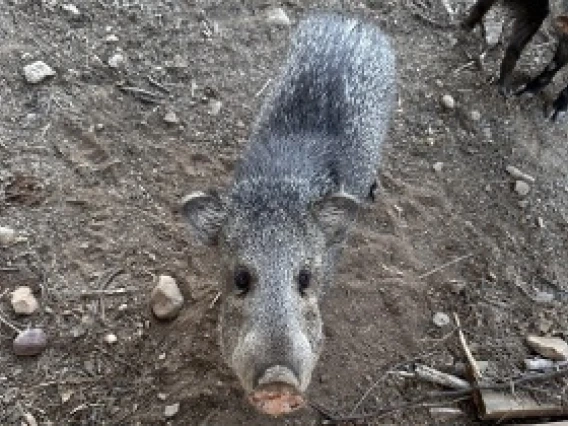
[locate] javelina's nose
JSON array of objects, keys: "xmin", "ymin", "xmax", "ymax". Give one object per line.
[{"xmin": 250, "ymin": 365, "xmax": 305, "ymax": 415}]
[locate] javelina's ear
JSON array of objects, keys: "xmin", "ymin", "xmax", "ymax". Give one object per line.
[
  {"xmin": 312, "ymin": 192, "xmax": 360, "ymax": 243},
  {"xmin": 555, "ymin": 16, "xmax": 568, "ymax": 35},
  {"xmin": 180, "ymin": 191, "xmax": 227, "ymax": 246}
]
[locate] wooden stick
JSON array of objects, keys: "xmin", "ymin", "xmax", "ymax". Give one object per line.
[{"xmin": 453, "ymin": 313, "xmax": 482, "ymax": 380}]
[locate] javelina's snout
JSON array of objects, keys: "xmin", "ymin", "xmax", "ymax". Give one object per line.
[
  {"xmin": 248, "ymin": 366, "xmax": 305, "ymax": 415},
  {"xmin": 227, "ymin": 292, "xmax": 321, "ymax": 415}
]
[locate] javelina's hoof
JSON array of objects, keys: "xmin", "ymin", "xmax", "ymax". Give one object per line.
[{"xmin": 248, "ymin": 383, "xmax": 305, "ymax": 416}]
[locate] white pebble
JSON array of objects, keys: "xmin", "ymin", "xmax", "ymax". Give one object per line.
[
  {"xmin": 157, "ymin": 392, "xmax": 168, "ymax": 401},
  {"xmin": 107, "ymin": 53, "xmax": 125, "ymax": 69},
  {"xmin": 433, "ymin": 312, "xmax": 451, "ymax": 327},
  {"xmin": 0, "ymin": 226, "xmax": 17, "ymax": 245},
  {"xmin": 514, "ymin": 180, "xmax": 530, "ymax": 197},
  {"xmin": 432, "ymin": 162, "xmax": 444, "ymax": 173},
  {"xmin": 105, "ymin": 34, "xmax": 119, "ymax": 43},
  {"xmin": 266, "ymin": 7, "xmax": 292, "ymax": 27},
  {"xmin": 163, "ymin": 111, "xmax": 179, "ymax": 124},
  {"xmin": 208, "ymin": 99, "xmax": 222, "ymax": 116},
  {"xmin": 11, "ymin": 286, "xmax": 39, "ymax": 315},
  {"xmin": 61, "ymin": 4, "xmax": 80, "ymax": 16},
  {"xmin": 23, "ymin": 61, "xmax": 56, "ymax": 84},
  {"xmin": 150, "ymin": 275, "xmax": 184, "ymax": 320},
  {"xmin": 164, "ymin": 402, "xmax": 180, "ymax": 418},
  {"xmin": 104, "ymin": 333, "xmax": 118, "ymax": 344},
  {"xmin": 470, "ymin": 110, "xmax": 481, "ymax": 121},
  {"xmin": 441, "ymin": 94, "xmax": 455, "ymax": 109}
]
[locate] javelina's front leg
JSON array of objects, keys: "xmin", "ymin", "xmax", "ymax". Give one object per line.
[
  {"xmin": 516, "ymin": 37, "xmax": 568, "ymax": 96},
  {"xmin": 461, "ymin": 0, "xmax": 498, "ymax": 31},
  {"xmin": 498, "ymin": 9, "xmax": 548, "ymax": 95},
  {"xmin": 550, "ymin": 85, "xmax": 568, "ymax": 121}
]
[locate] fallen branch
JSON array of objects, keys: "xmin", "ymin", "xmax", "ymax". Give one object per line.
[
  {"xmin": 419, "ymin": 253, "xmax": 473, "ymax": 279},
  {"xmin": 397, "ymin": 363, "xmax": 470, "ymax": 390},
  {"xmin": 312, "ymin": 367, "xmax": 568, "ymax": 424}
]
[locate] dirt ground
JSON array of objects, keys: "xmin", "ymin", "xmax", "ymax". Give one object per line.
[{"xmin": 1, "ymin": 0, "xmax": 568, "ymax": 425}]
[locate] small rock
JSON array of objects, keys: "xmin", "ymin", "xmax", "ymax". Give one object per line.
[
  {"xmin": 105, "ymin": 34, "xmax": 119, "ymax": 43},
  {"xmin": 432, "ymin": 161, "xmax": 444, "ymax": 173},
  {"xmin": 470, "ymin": 110, "xmax": 481, "ymax": 121},
  {"xmin": 0, "ymin": 226, "xmax": 17, "ymax": 245},
  {"xmin": 61, "ymin": 4, "xmax": 80, "ymax": 16},
  {"xmin": 514, "ymin": 180, "xmax": 530, "ymax": 197},
  {"xmin": 23, "ymin": 61, "xmax": 56, "ymax": 84},
  {"xmin": 150, "ymin": 275, "xmax": 184, "ymax": 320},
  {"xmin": 208, "ymin": 99, "xmax": 222, "ymax": 116},
  {"xmin": 526, "ymin": 335, "xmax": 568, "ymax": 361},
  {"xmin": 163, "ymin": 111, "xmax": 179, "ymax": 124},
  {"xmin": 157, "ymin": 392, "xmax": 168, "ymax": 401},
  {"xmin": 441, "ymin": 94, "xmax": 455, "ymax": 109},
  {"xmin": 11, "ymin": 287, "xmax": 39, "ymax": 315},
  {"xmin": 60, "ymin": 389, "xmax": 73, "ymax": 403},
  {"xmin": 107, "ymin": 53, "xmax": 125, "ymax": 69},
  {"xmin": 164, "ymin": 402, "xmax": 180, "ymax": 418},
  {"xmin": 104, "ymin": 333, "xmax": 118, "ymax": 344},
  {"xmin": 22, "ymin": 412, "xmax": 38, "ymax": 426},
  {"xmin": 433, "ymin": 312, "xmax": 451, "ymax": 327},
  {"xmin": 536, "ymin": 216, "xmax": 545, "ymax": 228},
  {"xmin": 13, "ymin": 328, "xmax": 48, "ymax": 356},
  {"xmin": 117, "ymin": 303, "xmax": 128, "ymax": 312},
  {"xmin": 266, "ymin": 7, "xmax": 292, "ymax": 27}
]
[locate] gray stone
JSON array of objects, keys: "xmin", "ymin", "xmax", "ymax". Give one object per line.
[
  {"xmin": 23, "ymin": 61, "xmax": 56, "ymax": 84},
  {"xmin": 150, "ymin": 275, "xmax": 184, "ymax": 320}
]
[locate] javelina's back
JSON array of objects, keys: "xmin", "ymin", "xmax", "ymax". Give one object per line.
[{"xmin": 239, "ymin": 14, "xmax": 397, "ymax": 201}]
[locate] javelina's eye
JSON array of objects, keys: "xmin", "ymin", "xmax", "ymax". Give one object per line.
[
  {"xmin": 298, "ymin": 269, "xmax": 311, "ymax": 295},
  {"xmin": 234, "ymin": 268, "xmax": 252, "ymax": 296}
]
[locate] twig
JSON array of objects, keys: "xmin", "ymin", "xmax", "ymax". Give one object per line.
[
  {"xmin": 453, "ymin": 313, "xmax": 482, "ymax": 380},
  {"xmin": 313, "ymin": 367, "xmax": 568, "ymax": 424},
  {"xmin": 117, "ymin": 85, "xmax": 165, "ymax": 104},
  {"xmin": 78, "ymin": 288, "xmax": 135, "ymax": 297},
  {"xmin": 254, "ymin": 79, "xmax": 272, "ymax": 98},
  {"xmin": 0, "ymin": 310, "xmax": 23, "ymax": 333},
  {"xmin": 29, "ymin": 377, "xmax": 101, "ymax": 390},
  {"xmin": 419, "ymin": 253, "xmax": 473, "ymax": 279},
  {"xmin": 147, "ymin": 76, "xmax": 171, "ymax": 93},
  {"xmin": 98, "ymin": 268, "xmax": 125, "ymax": 290},
  {"xmin": 209, "ymin": 291, "xmax": 221, "ymax": 309}
]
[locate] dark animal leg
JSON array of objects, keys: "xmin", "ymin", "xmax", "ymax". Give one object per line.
[
  {"xmin": 462, "ymin": 0, "xmax": 498, "ymax": 30},
  {"xmin": 516, "ymin": 37, "xmax": 568, "ymax": 96},
  {"xmin": 368, "ymin": 180, "xmax": 378, "ymax": 202},
  {"xmin": 550, "ymin": 85, "xmax": 568, "ymax": 121},
  {"xmin": 497, "ymin": 7, "xmax": 549, "ymax": 95}
]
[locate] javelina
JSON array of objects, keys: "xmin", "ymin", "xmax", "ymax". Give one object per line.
[
  {"xmin": 181, "ymin": 13, "xmax": 396, "ymax": 415},
  {"xmin": 462, "ymin": 0, "xmax": 568, "ymax": 120}
]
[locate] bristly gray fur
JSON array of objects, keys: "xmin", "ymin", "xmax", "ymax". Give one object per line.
[
  {"xmin": 182, "ymin": 12, "xmax": 397, "ymax": 405},
  {"xmin": 231, "ymin": 13, "xmax": 396, "ymax": 226}
]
